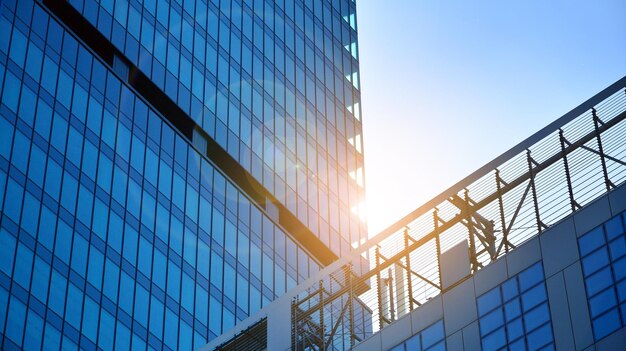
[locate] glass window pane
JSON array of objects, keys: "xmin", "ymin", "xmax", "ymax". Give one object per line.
[
  {"xmin": 99, "ymin": 310, "xmax": 115, "ymax": 350},
  {"xmin": 71, "ymin": 234, "xmax": 88, "ymax": 276},
  {"xmin": 521, "ymin": 284, "xmax": 547, "ymax": 312},
  {"xmin": 6, "ymin": 295, "xmax": 26, "ymax": 345},
  {"xmin": 609, "ymin": 237, "xmax": 626, "ymax": 261},
  {"xmin": 526, "ymin": 323, "xmax": 552, "ymax": 350},
  {"xmin": 594, "ymin": 309, "xmax": 621, "ymax": 340},
  {"xmin": 66, "ymin": 283, "xmax": 84, "ymax": 329},
  {"xmin": 0, "ymin": 116, "xmax": 15, "ymax": 159},
  {"xmin": 579, "ymin": 227, "xmax": 605, "ymax": 257},
  {"xmin": 504, "ymin": 298, "xmax": 522, "ymax": 322},
  {"xmin": 0, "ymin": 229, "xmax": 16, "ymax": 276},
  {"xmin": 405, "ymin": 333, "xmax": 420, "ymax": 351},
  {"xmin": 507, "ymin": 317, "xmax": 524, "ymax": 342},
  {"xmin": 167, "ymin": 262, "xmax": 181, "ymax": 300},
  {"xmin": 150, "ymin": 296, "xmax": 164, "ymax": 338},
  {"xmin": 477, "ymin": 288, "xmax": 501, "ymax": 317},
  {"xmin": 480, "ymin": 308, "xmax": 504, "ymax": 336},
  {"xmin": 24, "ymin": 310, "xmax": 44, "ymax": 351},
  {"xmin": 589, "ymin": 288, "xmax": 618, "ymax": 318},
  {"xmin": 523, "ymin": 303, "xmax": 550, "ymax": 332},
  {"xmin": 605, "ymin": 216, "xmax": 625, "ymax": 241},
  {"xmin": 87, "ymin": 248, "xmax": 104, "ymax": 289},
  {"xmin": 518, "ymin": 263, "xmax": 543, "ymax": 292},
  {"xmin": 421, "ymin": 320, "xmax": 444, "ymax": 348},
  {"xmin": 481, "ymin": 327, "xmax": 505, "ymax": 351},
  {"xmin": 613, "ymin": 256, "xmax": 626, "ymax": 282},
  {"xmin": 585, "ymin": 266, "xmax": 614, "ymax": 297},
  {"xmin": 582, "ymin": 248, "xmax": 610, "ymax": 277}
]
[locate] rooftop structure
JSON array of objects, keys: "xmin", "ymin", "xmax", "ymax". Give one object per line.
[{"xmin": 212, "ymin": 76, "xmax": 626, "ymax": 350}]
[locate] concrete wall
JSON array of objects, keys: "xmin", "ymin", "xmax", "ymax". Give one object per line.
[{"xmin": 353, "ymin": 183, "xmax": 626, "ymax": 351}]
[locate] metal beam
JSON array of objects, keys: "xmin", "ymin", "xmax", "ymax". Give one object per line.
[
  {"xmin": 294, "ymin": 109, "xmax": 626, "ymax": 322},
  {"xmin": 366, "ymin": 77, "xmax": 626, "ymax": 246}
]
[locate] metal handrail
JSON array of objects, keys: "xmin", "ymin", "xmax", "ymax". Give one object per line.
[{"xmin": 371, "ymin": 76, "xmax": 626, "ymax": 248}]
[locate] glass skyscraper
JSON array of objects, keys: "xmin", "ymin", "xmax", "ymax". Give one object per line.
[{"xmin": 0, "ymin": 0, "xmax": 364, "ymax": 349}]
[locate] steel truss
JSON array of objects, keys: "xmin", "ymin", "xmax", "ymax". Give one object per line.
[{"xmin": 291, "ymin": 78, "xmax": 626, "ymax": 351}]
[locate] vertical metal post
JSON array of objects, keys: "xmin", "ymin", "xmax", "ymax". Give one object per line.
[
  {"xmin": 592, "ymin": 108, "xmax": 613, "ymax": 192},
  {"xmin": 319, "ymin": 280, "xmax": 325, "ymax": 351},
  {"xmin": 495, "ymin": 169, "xmax": 508, "ymax": 254},
  {"xmin": 433, "ymin": 209, "xmax": 442, "ymax": 289},
  {"xmin": 375, "ymin": 247, "xmax": 384, "ymax": 331},
  {"xmin": 387, "ymin": 268, "xmax": 396, "ymax": 321},
  {"xmin": 404, "ymin": 228, "xmax": 414, "ymax": 312},
  {"xmin": 393, "ymin": 262, "xmax": 407, "ymax": 318},
  {"xmin": 387, "ymin": 268, "xmax": 395, "ymax": 322},
  {"xmin": 347, "ymin": 265, "xmax": 355, "ymax": 348},
  {"xmin": 559, "ymin": 129, "xmax": 578, "ymax": 212},
  {"xmin": 291, "ymin": 297, "xmax": 296, "ymax": 351},
  {"xmin": 526, "ymin": 150, "xmax": 544, "ymax": 233},
  {"xmin": 464, "ymin": 189, "xmax": 478, "ymax": 272}
]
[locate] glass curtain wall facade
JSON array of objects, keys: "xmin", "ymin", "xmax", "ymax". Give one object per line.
[
  {"xmin": 64, "ymin": 0, "xmax": 366, "ymax": 255},
  {"xmin": 389, "ymin": 321, "xmax": 446, "ymax": 351},
  {"xmin": 0, "ymin": 0, "xmax": 364, "ymax": 349},
  {"xmin": 579, "ymin": 210, "xmax": 626, "ymax": 342},
  {"xmin": 477, "ymin": 262, "xmax": 555, "ymax": 351}
]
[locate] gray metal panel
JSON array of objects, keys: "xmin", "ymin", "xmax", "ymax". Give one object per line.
[
  {"xmin": 380, "ymin": 314, "xmax": 412, "ymax": 351},
  {"xmin": 594, "ymin": 326, "xmax": 626, "ymax": 351},
  {"xmin": 443, "ymin": 278, "xmax": 477, "ymax": 336},
  {"xmin": 546, "ymin": 272, "xmax": 575, "ymax": 351},
  {"xmin": 410, "ymin": 295, "xmax": 444, "ymax": 335},
  {"xmin": 506, "ymin": 237, "xmax": 542, "ymax": 277},
  {"xmin": 462, "ymin": 321, "xmax": 482, "ymax": 351},
  {"xmin": 446, "ymin": 331, "xmax": 464, "ymax": 351},
  {"xmin": 474, "ymin": 256, "xmax": 508, "ymax": 296},
  {"xmin": 563, "ymin": 261, "xmax": 594, "ymax": 350},
  {"xmin": 352, "ymin": 332, "xmax": 382, "ymax": 351},
  {"xmin": 266, "ymin": 299, "xmax": 291, "ymax": 351},
  {"xmin": 540, "ymin": 218, "xmax": 579, "ymax": 277},
  {"xmin": 609, "ymin": 183, "xmax": 626, "ymax": 216},
  {"xmin": 440, "ymin": 240, "xmax": 470, "ymax": 289},
  {"xmin": 573, "ymin": 197, "xmax": 612, "ymax": 237}
]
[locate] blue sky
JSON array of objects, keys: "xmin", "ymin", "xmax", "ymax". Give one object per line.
[{"xmin": 357, "ymin": 0, "xmax": 626, "ymax": 234}]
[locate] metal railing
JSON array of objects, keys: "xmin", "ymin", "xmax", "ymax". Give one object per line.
[{"xmin": 290, "ymin": 76, "xmax": 626, "ymax": 351}]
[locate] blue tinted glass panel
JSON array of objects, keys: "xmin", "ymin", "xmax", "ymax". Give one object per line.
[
  {"xmin": 605, "ymin": 216, "xmax": 625, "ymax": 240},
  {"xmin": 582, "ymin": 248, "xmax": 610, "ymax": 276},
  {"xmin": 477, "ymin": 288, "xmax": 501, "ymax": 317},
  {"xmin": 421, "ymin": 320, "xmax": 444, "ymax": 348},
  {"xmin": 586, "ymin": 266, "xmax": 614, "ymax": 297},
  {"xmin": 388, "ymin": 320, "xmax": 445, "ymax": 351},
  {"xmin": 0, "ymin": 230, "xmax": 16, "ymax": 276},
  {"xmin": 507, "ymin": 318, "xmax": 524, "ymax": 341},
  {"xmin": 482, "ymin": 327, "xmax": 506, "ymax": 351},
  {"xmin": 589, "ymin": 288, "xmax": 618, "ymax": 318},
  {"xmin": 477, "ymin": 262, "xmax": 554, "ymax": 350},
  {"xmin": 579, "ymin": 211, "xmax": 626, "ymax": 341},
  {"xmin": 404, "ymin": 333, "xmax": 420, "ymax": 351},
  {"xmin": 592, "ymin": 309, "xmax": 621, "ymax": 340},
  {"xmin": 523, "ymin": 303, "xmax": 550, "ymax": 332},
  {"xmin": 480, "ymin": 308, "xmax": 504, "ymax": 335},
  {"xmin": 521, "ymin": 284, "xmax": 547, "ymax": 312},
  {"xmin": 0, "ymin": 1, "xmax": 332, "ymax": 349},
  {"xmin": 526, "ymin": 323, "xmax": 552, "ymax": 350},
  {"xmin": 579, "ymin": 227, "xmax": 605, "ymax": 256},
  {"xmin": 609, "ymin": 237, "xmax": 626, "ymax": 261}
]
